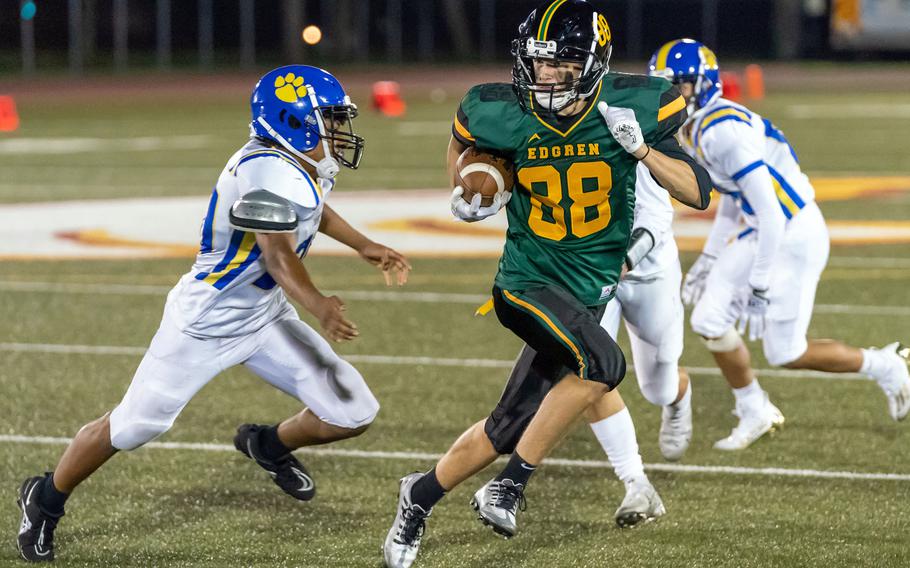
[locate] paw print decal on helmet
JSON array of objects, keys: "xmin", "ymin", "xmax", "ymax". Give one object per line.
[{"xmin": 274, "ymin": 73, "xmax": 308, "ymax": 103}]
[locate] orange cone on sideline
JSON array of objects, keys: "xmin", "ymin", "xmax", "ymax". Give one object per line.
[
  {"xmin": 745, "ymin": 64, "xmax": 765, "ymax": 100},
  {"xmin": 0, "ymin": 96, "xmax": 19, "ymax": 132},
  {"xmin": 720, "ymin": 72, "xmax": 741, "ymax": 102},
  {"xmin": 371, "ymin": 81, "xmax": 407, "ymax": 117}
]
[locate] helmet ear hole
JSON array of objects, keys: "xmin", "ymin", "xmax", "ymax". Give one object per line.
[{"xmin": 287, "ymin": 114, "xmax": 302, "ymax": 129}]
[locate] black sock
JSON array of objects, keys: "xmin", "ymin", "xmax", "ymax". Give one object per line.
[
  {"xmin": 258, "ymin": 425, "xmax": 292, "ymax": 461},
  {"xmin": 494, "ymin": 451, "xmax": 537, "ymax": 488},
  {"xmin": 39, "ymin": 473, "xmax": 68, "ymax": 516},
  {"xmin": 409, "ymin": 468, "xmax": 447, "ymax": 511}
]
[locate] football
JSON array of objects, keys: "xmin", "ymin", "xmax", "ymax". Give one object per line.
[{"xmin": 454, "ymin": 147, "xmax": 514, "ymax": 207}]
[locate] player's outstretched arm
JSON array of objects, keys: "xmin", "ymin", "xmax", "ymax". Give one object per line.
[
  {"xmin": 319, "ymin": 204, "xmax": 411, "ymax": 286},
  {"xmin": 598, "ymin": 102, "xmax": 711, "ymax": 209},
  {"xmin": 256, "ymin": 232, "xmax": 360, "ymax": 342}
]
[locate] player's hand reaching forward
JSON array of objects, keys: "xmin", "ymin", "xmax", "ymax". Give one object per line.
[
  {"xmin": 358, "ymin": 242, "xmax": 411, "ymax": 286},
  {"xmin": 681, "ymin": 253, "xmax": 716, "ymax": 306},
  {"xmin": 314, "ymin": 295, "xmax": 359, "ymax": 342},
  {"xmin": 737, "ymin": 288, "xmax": 770, "ymax": 342},
  {"xmin": 597, "ymin": 102, "xmax": 648, "ymax": 159}
]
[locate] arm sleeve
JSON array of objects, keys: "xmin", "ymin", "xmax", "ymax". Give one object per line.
[
  {"xmin": 452, "ymin": 102, "xmax": 476, "ymax": 147},
  {"xmin": 702, "ymin": 126, "xmax": 785, "ymax": 290},
  {"xmin": 650, "ymin": 83, "xmax": 688, "ymax": 144},
  {"xmin": 702, "ymin": 193, "xmax": 741, "ymax": 258}
]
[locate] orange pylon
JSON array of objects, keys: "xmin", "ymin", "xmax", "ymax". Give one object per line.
[
  {"xmin": 0, "ymin": 96, "xmax": 20, "ymax": 132},
  {"xmin": 745, "ymin": 64, "xmax": 765, "ymax": 101}
]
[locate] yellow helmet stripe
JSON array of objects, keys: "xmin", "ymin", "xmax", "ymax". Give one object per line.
[
  {"xmin": 654, "ymin": 40, "xmax": 681, "ymax": 71},
  {"xmin": 537, "ymin": 0, "xmax": 569, "ymax": 41}
]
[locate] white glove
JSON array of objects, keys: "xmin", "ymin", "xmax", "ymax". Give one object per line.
[
  {"xmin": 737, "ymin": 287, "xmax": 770, "ymax": 342},
  {"xmin": 450, "ymin": 186, "xmax": 510, "ymax": 222},
  {"xmin": 597, "ymin": 101, "xmax": 646, "ymax": 156},
  {"xmin": 681, "ymin": 253, "xmax": 716, "ymax": 306}
]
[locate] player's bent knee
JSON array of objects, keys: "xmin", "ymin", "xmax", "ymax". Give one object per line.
[
  {"xmin": 700, "ymin": 328, "xmax": 743, "ymax": 352},
  {"xmin": 109, "ymin": 419, "xmax": 173, "ymax": 451}
]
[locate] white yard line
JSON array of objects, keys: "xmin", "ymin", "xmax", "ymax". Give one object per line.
[
  {"xmin": 0, "ymin": 135, "xmax": 213, "ymax": 155},
  {"xmin": 0, "ymin": 434, "xmax": 906, "ymax": 482},
  {"xmin": 0, "ymin": 281, "xmax": 907, "ymax": 317},
  {"xmin": 786, "ymin": 103, "xmax": 910, "ymax": 119},
  {"xmin": 0, "ymin": 342, "xmax": 867, "ymax": 380}
]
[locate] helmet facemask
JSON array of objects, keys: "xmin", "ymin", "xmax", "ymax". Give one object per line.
[{"xmin": 512, "ymin": 37, "xmax": 610, "ymax": 114}]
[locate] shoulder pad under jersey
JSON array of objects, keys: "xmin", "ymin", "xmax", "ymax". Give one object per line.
[{"xmin": 232, "ymin": 149, "xmax": 322, "ymax": 209}]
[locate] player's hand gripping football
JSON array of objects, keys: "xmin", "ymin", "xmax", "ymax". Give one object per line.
[
  {"xmin": 597, "ymin": 102, "xmax": 648, "ymax": 159},
  {"xmin": 358, "ymin": 241, "xmax": 412, "ymax": 286},
  {"xmin": 313, "ymin": 295, "xmax": 359, "ymax": 342},
  {"xmin": 450, "ymin": 186, "xmax": 511, "ymax": 223},
  {"xmin": 681, "ymin": 253, "xmax": 716, "ymax": 306},
  {"xmin": 737, "ymin": 287, "xmax": 770, "ymax": 341}
]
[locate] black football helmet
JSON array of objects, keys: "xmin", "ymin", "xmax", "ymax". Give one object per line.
[{"xmin": 512, "ymin": 0, "xmax": 613, "ymax": 114}]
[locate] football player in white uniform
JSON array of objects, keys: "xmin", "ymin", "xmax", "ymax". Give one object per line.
[
  {"xmin": 649, "ymin": 39, "xmax": 910, "ymax": 451},
  {"xmin": 15, "ymin": 65, "xmax": 410, "ymax": 562},
  {"xmin": 585, "ymin": 162, "xmax": 692, "ymax": 527}
]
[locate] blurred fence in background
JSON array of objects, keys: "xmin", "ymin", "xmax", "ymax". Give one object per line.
[{"xmin": 3, "ymin": 0, "xmax": 909, "ymax": 76}]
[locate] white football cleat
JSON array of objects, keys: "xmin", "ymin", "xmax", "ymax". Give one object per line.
[
  {"xmin": 659, "ymin": 385, "xmax": 693, "ymax": 461},
  {"xmin": 614, "ymin": 479, "xmax": 666, "ymax": 528},
  {"xmin": 714, "ymin": 394, "xmax": 784, "ymax": 451},
  {"xmin": 874, "ymin": 343, "xmax": 910, "ymax": 421},
  {"xmin": 383, "ymin": 473, "xmax": 431, "ymax": 568},
  {"xmin": 470, "ymin": 478, "xmax": 525, "ymax": 539}
]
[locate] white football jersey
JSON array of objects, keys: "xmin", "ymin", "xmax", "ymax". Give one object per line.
[
  {"xmin": 627, "ymin": 162, "xmax": 678, "ymax": 279},
  {"xmin": 681, "ymin": 97, "xmax": 815, "ymax": 231},
  {"xmin": 165, "ymin": 139, "xmax": 329, "ymax": 338}
]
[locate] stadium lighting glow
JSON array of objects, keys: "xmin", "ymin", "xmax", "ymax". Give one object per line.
[
  {"xmin": 20, "ymin": 1, "xmax": 37, "ymax": 20},
  {"xmin": 302, "ymin": 25, "xmax": 322, "ymax": 45}
]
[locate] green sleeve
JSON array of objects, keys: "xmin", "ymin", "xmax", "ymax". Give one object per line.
[
  {"xmin": 650, "ymin": 81, "xmax": 688, "ymax": 143},
  {"xmin": 451, "ymin": 83, "xmax": 523, "ymax": 154}
]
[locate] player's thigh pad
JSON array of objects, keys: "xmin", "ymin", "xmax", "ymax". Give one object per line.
[
  {"xmin": 690, "ymin": 238, "xmax": 754, "ymax": 338},
  {"xmin": 619, "ymin": 263, "xmax": 684, "ymax": 363},
  {"xmin": 244, "ymin": 317, "xmax": 379, "ymax": 429},
  {"xmin": 109, "ymin": 318, "xmax": 226, "ymax": 451},
  {"xmin": 493, "ymin": 285, "xmax": 625, "ymax": 388},
  {"xmin": 484, "ymin": 344, "xmax": 565, "ymax": 454}
]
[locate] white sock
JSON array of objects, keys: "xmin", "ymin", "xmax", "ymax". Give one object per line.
[
  {"xmin": 590, "ymin": 407, "xmax": 647, "ymax": 486},
  {"xmin": 732, "ymin": 379, "xmax": 764, "ymax": 412},
  {"xmin": 671, "ymin": 380, "xmax": 692, "ymax": 409}
]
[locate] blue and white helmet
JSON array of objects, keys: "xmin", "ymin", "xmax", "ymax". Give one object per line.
[
  {"xmin": 251, "ymin": 65, "xmax": 364, "ymax": 179},
  {"xmin": 648, "ymin": 39, "xmax": 721, "ymax": 110}
]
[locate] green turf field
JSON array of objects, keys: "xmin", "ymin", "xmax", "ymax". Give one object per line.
[{"xmin": 1, "ymin": 79, "xmax": 909, "ymax": 567}]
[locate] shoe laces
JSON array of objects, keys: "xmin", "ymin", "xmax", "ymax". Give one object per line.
[
  {"xmin": 491, "ymin": 481, "xmax": 527, "ymax": 514},
  {"xmin": 396, "ymin": 505, "xmax": 429, "ymax": 546}
]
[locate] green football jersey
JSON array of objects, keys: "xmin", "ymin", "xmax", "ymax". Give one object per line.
[{"xmin": 452, "ymin": 73, "xmax": 687, "ymax": 307}]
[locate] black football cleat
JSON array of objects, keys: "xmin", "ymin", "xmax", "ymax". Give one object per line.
[
  {"xmin": 16, "ymin": 475, "xmax": 62, "ymax": 562},
  {"xmin": 234, "ymin": 424, "xmax": 316, "ymax": 501}
]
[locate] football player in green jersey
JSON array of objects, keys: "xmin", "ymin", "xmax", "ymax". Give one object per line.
[{"xmin": 383, "ymin": 2, "xmax": 712, "ymax": 566}]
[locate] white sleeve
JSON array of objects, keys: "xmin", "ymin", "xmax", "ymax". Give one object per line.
[
  {"xmin": 633, "ymin": 163, "xmax": 674, "ymax": 248},
  {"xmin": 234, "ymin": 155, "xmax": 321, "ymax": 210},
  {"xmin": 703, "ymin": 125, "xmax": 784, "ymax": 290},
  {"xmin": 702, "ymin": 193, "xmax": 741, "ymax": 258}
]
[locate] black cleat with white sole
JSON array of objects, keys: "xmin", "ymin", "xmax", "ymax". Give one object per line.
[
  {"xmin": 234, "ymin": 424, "xmax": 316, "ymax": 501},
  {"xmin": 16, "ymin": 475, "xmax": 62, "ymax": 563}
]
